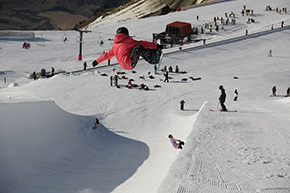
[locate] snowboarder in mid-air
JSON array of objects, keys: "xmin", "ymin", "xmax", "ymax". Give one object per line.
[
  {"xmin": 219, "ymin": 85, "xmax": 228, "ymax": 111},
  {"xmin": 92, "ymin": 27, "xmax": 163, "ymax": 70},
  {"xmin": 168, "ymin": 134, "xmax": 185, "ymax": 149}
]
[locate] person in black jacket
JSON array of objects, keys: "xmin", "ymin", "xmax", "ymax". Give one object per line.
[{"xmin": 219, "ymin": 85, "xmax": 228, "ymax": 111}]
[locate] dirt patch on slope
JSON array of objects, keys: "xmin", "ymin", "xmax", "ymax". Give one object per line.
[{"xmin": 39, "ymin": 11, "xmax": 89, "ymax": 30}]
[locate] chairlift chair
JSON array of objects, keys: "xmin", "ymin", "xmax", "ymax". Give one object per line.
[
  {"xmin": 62, "ymin": 32, "xmax": 70, "ymax": 43},
  {"xmin": 37, "ymin": 34, "xmax": 45, "ymax": 47}
]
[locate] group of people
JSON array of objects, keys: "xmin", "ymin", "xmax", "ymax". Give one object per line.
[
  {"xmin": 272, "ymin": 86, "xmax": 290, "ymax": 97},
  {"xmin": 218, "ymin": 86, "xmax": 240, "ymax": 111},
  {"xmin": 30, "ymin": 67, "xmax": 55, "ymax": 80}
]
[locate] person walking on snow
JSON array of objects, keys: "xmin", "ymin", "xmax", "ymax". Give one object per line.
[
  {"xmin": 164, "ymin": 71, "xmax": 169, "ymax": 82},
  {"xmin": 272, "ymin": 85, "xmax": 277, "ymax": 96},
  {"xmin": 168, "ymin": 134, "xmax": 185, "ymax": 149},
  {"xmin": 234, "ymin": 89, "xmax": 239, "ymax": 101},
  {"xmin": 219, "ymin": 85, "xmax": 228, "ymax": 111},
  {"xmin": 92, "ymin": 27, "xmax": 163, "ymax": 70}
]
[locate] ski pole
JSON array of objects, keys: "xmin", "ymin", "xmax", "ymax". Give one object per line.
[{"xmin": 217, "ymin": 102, "xmax": 220, "ymax": 111}]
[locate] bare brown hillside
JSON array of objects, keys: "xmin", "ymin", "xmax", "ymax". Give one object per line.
[{"xmin": 0, "ymin": 0, "xmax": 131, "ymax": 30}]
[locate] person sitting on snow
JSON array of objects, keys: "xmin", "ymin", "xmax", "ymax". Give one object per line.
[
  {"xmin": 168, "ymin": 134, "xmax": 185, "ymax": 149},
  {"xmin": 92, "ymin": 27, "xmax": 163, "ymax": 70},
  {"xmin": 127, "ymin": 80, "xmax": 132, "ymax": 89}
]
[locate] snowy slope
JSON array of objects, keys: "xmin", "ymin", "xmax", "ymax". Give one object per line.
[
  {"xmin": 0, "ymin": 0, "xmax": 290, "ymax": 193},
  {"xmin": 0, "ymin": 101, "xmax": 148, "ymax": 193}
]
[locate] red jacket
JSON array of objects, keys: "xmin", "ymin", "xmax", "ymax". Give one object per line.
[{"xmin": 96, "ymin": 34, "xmax": 157, "ymax": 70}]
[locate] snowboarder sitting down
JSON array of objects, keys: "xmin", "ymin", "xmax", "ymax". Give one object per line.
[
  {"xmin": 92, "ymin": 27, "xmax": 163, "ymax": 70},
  {"xmin": 168, "ymin": 134, "xmax": 185, "ymax": 149}
]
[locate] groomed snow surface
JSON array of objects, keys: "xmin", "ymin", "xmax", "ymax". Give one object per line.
[{"xmin": 0, "ymin": 0, "xmax": 290, "ymax": 192}]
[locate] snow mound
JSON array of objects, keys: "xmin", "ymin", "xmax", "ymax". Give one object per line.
[{"xmin": 8, "ymin": 82, "xmax": 19, "ymax": 88}]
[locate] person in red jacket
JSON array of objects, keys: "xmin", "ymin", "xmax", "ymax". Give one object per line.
[{"xmin": 92, "ymin": 27, "xmax": 163, "ymax": 70}]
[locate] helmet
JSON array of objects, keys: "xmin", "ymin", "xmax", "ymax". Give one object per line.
[
  {"xmin": 116, "ymin": 27, "xmax": 129, "ymax": 35},
  {"xmin": 219, "ymin": 85, "xmax": 224, "ymax": 89}
]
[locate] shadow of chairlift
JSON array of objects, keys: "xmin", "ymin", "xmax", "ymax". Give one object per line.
[{"xmin": 37, "ymin": 34, "xmax": 45, "ymax": 47}]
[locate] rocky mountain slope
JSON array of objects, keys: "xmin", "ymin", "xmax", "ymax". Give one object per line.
[
  {"xmin": 0, "ymin": 0, "xmax": 210, "ymax": 30},
  {"xmin": 0, "ymin": 0, "xmax": 129, "ymax": 30}
]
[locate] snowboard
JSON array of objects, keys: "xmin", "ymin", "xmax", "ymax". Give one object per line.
[{"xmin": 210, "ymin": 109, "xmax": 237, "ymax": 112}]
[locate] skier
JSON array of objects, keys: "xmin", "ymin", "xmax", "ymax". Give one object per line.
[
  {"xmin": 234, "ymin": 89, "xmax": 238, "ymax": 101},
  {"xmin": 92, "ymin": 27, "xmax": 163, "ymax": 70},
  {"xmin": 168, "ymin": 134, "xmax": 185, "ymax": 149},
  {"xmin": 219, "ymin": 85, "xmax": 228, "ymax": 111}
]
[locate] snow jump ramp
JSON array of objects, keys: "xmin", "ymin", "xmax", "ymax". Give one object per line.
[{"xmin": 0, "ymin": 101, "xmax": 149, "ymax": 193}]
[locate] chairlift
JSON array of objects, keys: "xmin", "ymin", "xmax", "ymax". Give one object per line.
[
  {"xmin": 37, "ymin": 34, "xmax": 45, "ymax": 47},
  {"xmin": 98, "ymin": 33, "xmax": 105, "ymax": 46},
  {"xmin": 62, "ymin": 32, "xmax": 70, "ymax": 43}
]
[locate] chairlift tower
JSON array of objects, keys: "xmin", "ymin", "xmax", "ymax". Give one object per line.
[{"xmin": 75, "ymin": 29, "xmax": 91, "ymax": 61}]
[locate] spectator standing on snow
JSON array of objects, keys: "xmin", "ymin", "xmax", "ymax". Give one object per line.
[
  {"xmin": 164, "ymin": 71, "xmax": 169, "ymax": 83},
  {"xmin": 219, "ymin": 85, "xmax": 228, "ymax": 111},
  {"xmin": 168, "ymin": 134, "xmax": 185, "ymax": 149},
  {"xmin": 154, "ymin": 64, "xmax": 158, "ymax": 74},
  {"xmin": 114, "ymin": 75, "xmax": 119, "ymax": 87},
  {"xmin": 110, "ymin": 76, "xmax": 114, "ymax": 86},
  {"xmin": 175, "ymin": 65, "xmax": 180, "ymax": 73},
  {"xmin": 41, "ymin": 68, "xmax": 46, "ymax": 77},
  {"xmin": 51, "ymin": 67, "xmax": 55, "ymax": 76},
  {"xmin": 268, "ymin": 49, "xmax": 272, "ymax": 57},
  {"xmin": 286, "ymin": 87, "xmax": 290, "ymax": 97},
  {"xmin": 180, "ymin": 100, "xmax": 185, "ymax": 110},
  {"xmin": 127, "ymin": 80, "xmax": 132, "ymax": 89},
  {"xmin": 83, "ymin": 61, "xmax": 87, "ymax": 70},
  {"xmin": 33, "ymin": 71, "xmax": 36, "ymax": 80},
  {"xmin": 168, "ymin": 66, "xmax": 173, "ymax": 73},
  {"xmin": 272, "ymin": 85, "xmax": 277, "ymax": 96}
]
